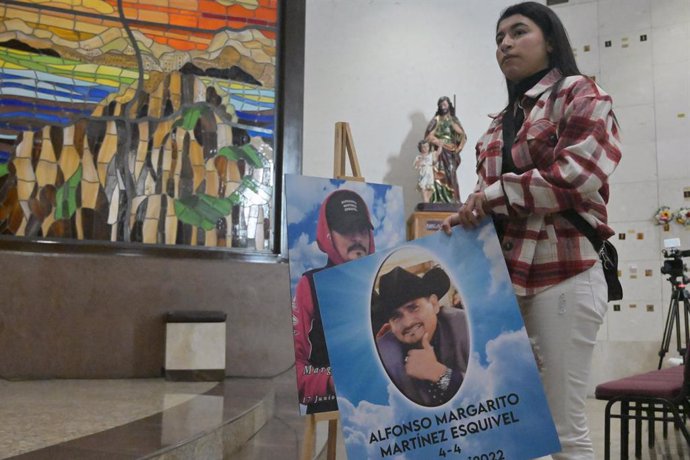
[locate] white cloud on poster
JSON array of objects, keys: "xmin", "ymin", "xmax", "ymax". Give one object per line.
[
  {"xmin": 340, "ymin": 328, "xmax": 544, "ymax": 458},
  {"xmin": 285, "ymin": 178, "xmax": 337, "ymax": 224},
  {"xmin": 452, "ymin": 328, "xmax": 543, "ymax": 453},
  {"xmin": 341, "ymin": 380, "xmax": 452, "ymax": 460},
  {"xmin": 350, "ymin": 183, "xmax": 377, "ymax": 208},
  {"xmin": 288, "ymin": 232, "xmax": 327, "ymax": 288},
  {"xmin": 476, "ymin": 223, "xmax": 508, "ymax": 296},
  {"xmin": 338, "ymin": 396, "xmax": 400, "ymax": 459},
  {"xmin": 461, "ymin": 328, "xmax": 533, "ymax": 402},
  {"xmin": 374, "ymin": 186, "xmax": 406, "ymax": 250}
]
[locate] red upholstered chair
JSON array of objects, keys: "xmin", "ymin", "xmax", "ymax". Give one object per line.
[{"xmin": 595, "ymin": 350, "xmax": 690, "ymax": 460}]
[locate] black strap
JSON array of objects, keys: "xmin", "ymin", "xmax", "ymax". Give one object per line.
[
  {"xmin": 561, "ymin": 209, "xmax": 603, "ymax": 252},
  {"xmin": 501, "ymin": 109, "xmax": 520, "ymax": 175},
  {"xmin": 496, "ymin": 106, "xmax": 520, "ymax": 243}
]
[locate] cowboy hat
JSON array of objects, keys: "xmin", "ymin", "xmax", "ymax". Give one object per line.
[{"xmin": 375, "ymin": 266, "xmax": 450, "ymax": 321}]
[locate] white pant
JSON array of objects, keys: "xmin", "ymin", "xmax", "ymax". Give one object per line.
[{"xmin": 518, "ymin": 262, "xmax": 608, "ymax": 460}]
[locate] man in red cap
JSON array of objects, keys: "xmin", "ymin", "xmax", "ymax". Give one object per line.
[
  {"xmin": 375, "ymin": 265, "xmax": 470, "ymax": 406},
  {"xmin": 292, "ymin": 189, "xmax": 375, "ymax": 413}
]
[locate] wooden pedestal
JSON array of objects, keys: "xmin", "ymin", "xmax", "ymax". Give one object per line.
[{"xmin": 407, "ymin": 211, "xmax": 454, "ymax": 240}]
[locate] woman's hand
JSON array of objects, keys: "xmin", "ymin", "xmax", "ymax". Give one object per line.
[
  {"xmin": 460, "ymin": 192, "xmax": 489, "ymax": 227},
  {"xmin": 441, "ymin": 192, "xmax": 489, "ymax": 235},
  {"xmin": 441, "ymin": 212, "xmax": 460, "ymax": 235}
]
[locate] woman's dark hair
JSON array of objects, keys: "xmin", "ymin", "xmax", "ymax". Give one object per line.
[{"xmin": 497, "ymin": 2, "xmax": 581, "ymax": 107}]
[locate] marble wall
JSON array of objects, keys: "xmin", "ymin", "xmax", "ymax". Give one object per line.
[
  {"xmin": 0, "ymin": 249, "xmax": 294, "ymax": 379},
  {"xmin": 552, "ymin": 0, "xmax": 690, "ymax": 388}
]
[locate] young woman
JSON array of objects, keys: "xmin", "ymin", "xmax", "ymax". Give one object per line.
[{"xmin": 442, "ymin": 2, "xmax": 621, "ymax": 459}]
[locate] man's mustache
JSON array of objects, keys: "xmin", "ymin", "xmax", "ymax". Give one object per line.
[
  {"xmin": 347, "ymin": 243, "xmax": 367, "ymax": 253},
  {"xmin": 403, "ymin": 322, "xmax": 422, "ymax": 336}
]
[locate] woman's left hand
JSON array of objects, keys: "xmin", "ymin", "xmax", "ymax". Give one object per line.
[
  {"xmin": 456, "ymin": 192, "xmax": 489, "ymax": 228},
  {"xmin": 441, "ymin": 212, "xmax": 460, "ymax": 235}
]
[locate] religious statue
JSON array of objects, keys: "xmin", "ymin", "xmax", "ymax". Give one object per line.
[
  {"xmin": 413, "ymin": 140, "xmax": 437, "ymax": 203},
  {"xmin": 424, "ymin": 96, "xmax": 466, "ymax": 203}
]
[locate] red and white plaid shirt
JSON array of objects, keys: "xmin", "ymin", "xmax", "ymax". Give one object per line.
[{"xmin": 477, "ymin": 69, "xmax": 622, "ymax": 296}]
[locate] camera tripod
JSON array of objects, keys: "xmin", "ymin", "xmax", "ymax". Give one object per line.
[{"xmin": 657, "ymin": 273, "xmax": 690, "ymax": 369}]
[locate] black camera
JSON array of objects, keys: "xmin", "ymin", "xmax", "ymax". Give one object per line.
[{"xmin": 661, "ymin": 248, "xmax": 690, "ymax": 278}]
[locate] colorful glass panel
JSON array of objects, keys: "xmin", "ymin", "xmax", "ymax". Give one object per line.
[{"xmin": 0, "ymin": 0, "xmax": 278, "ymax": 250}]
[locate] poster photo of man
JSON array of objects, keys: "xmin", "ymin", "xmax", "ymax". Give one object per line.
[
  {"xmin": 284, "ymin": 174, "xmax": 405, "ymax": 415},
  {"xmin": 371, "ymin": 251, "xmax": 470, "ymax": 407},
  {"xmin": 314, "ymin": 220, "xmax": 560, "ymax": 459}
]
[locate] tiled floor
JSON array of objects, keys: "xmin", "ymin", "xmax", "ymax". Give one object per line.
[
  {"xmin": 1, "ymin": 370, "xmax": 688, "ymax": 459},
  {"xmin": 0, "ymin": 377, "xmax": 288, "ymax": 459},
  {"xmin": 0, "ymin": 379, "xmax": 216, "ymax": 458}
]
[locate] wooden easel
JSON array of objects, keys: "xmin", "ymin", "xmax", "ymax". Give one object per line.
[
  {"xmin": 301, "ymin": 122, "xmax": 364, "ymax": 460},
  {"xmin": 333, "ymin": 121, "xmax": 363, "ymax": 182},
  {"xmin": 302, "ymin": 410, "xmax": 339, "ymax": 460}
]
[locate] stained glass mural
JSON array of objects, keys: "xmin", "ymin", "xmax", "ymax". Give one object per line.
[{"xmin": 0, "ymin": 0, "xmax": 278, "ymax": 250}]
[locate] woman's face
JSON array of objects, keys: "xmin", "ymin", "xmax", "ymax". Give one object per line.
[{"xmin": 495, "ymin": 14, "xmax": 551, "ymax": 82}]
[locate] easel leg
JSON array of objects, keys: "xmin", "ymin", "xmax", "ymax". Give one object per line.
[
  {"xmin": 326, "ymin": 418, "xmax": 338, "ymax": 460},
  {"xmin": 301, "ymin": 414, "xmax": 317, "ymax": 460},
  {"xmin": 301, "ymin": 411, "xmax": 340, "ymax": 460}
]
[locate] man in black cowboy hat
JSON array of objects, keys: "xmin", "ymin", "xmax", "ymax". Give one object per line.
[{"xmin": 375, "ymin": 266, "xmax": 470, "ymax": 406}]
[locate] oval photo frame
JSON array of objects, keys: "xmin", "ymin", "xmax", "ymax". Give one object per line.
[{"xmin": 371, "ymin": 246, "xmax": 471, "ymax": 407}]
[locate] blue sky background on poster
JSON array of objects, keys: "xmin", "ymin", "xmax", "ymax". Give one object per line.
[
  {"xmin": 315, "ymin": 224, "xmax": 560, "ymax": 459},
  {"xmin": 284, "ymin": 174, "xmax": 405, "ymax": 293},
  {"xmin": 477, "ymin": 222, "xmax": 509, "ymax": 298},
  {"xmin": 336, "ymin": 332, "xmax": 547, "ymax": 460}
]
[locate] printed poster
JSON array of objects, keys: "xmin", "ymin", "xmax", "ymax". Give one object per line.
[
  {"xmin": 285, "ymin": 174, "xmax": 405, "ymax": 414},
  {"xmin": 314, "ymin": 220, "xmax": 560, "ymax": 459}
]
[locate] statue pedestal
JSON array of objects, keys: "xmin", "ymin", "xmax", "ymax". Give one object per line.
[
  {"xmin": 414, "ymin": 202, "xmax": 458, "ymax": 213},
  {"xmin": 407, "ymin": 202, "xmax": 458, "ymax": 240}
]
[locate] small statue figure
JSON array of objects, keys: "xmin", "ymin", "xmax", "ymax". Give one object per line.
[
  {"xmin": 413, "ymin": 140, "xmax": 436, "ymax": 203},
  {"xmin": 425, "ymin": 96, "xmax": 467, "ymax": 203}
]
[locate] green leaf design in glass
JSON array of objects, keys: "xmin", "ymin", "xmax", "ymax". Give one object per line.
[
  {"xmin": 174, "ymin": 105, "xmax": 205, "ymax": 131},
  {"xmin": 54, "ymin": 165, "xmax": 83, "ymax": 220},
  {"xmin": 217, "ymin": 144, "xmax": 264, "ymax": 168},
  {"xmin": 174, "ymin": 192, "xmax": 241, "ymax": 231},
  {"xmin": 173, "ymin": 175, "xmax": 271, "ymax": 230}
]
